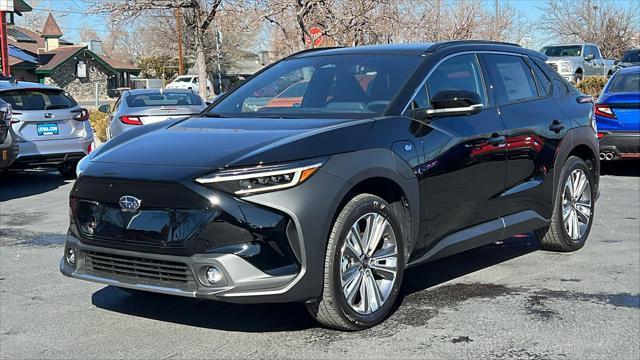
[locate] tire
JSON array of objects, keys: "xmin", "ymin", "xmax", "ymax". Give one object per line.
[
  {"xmin": 536, "ymin": 156, "xmax": 595, "ymax": 252},
  {"xmin": 57, "ymin": 161, "xmax": 78, "ymax": 180},
  {"xmin": 306, "ymin": 194, "xmax": 405, "ymax": 331}
]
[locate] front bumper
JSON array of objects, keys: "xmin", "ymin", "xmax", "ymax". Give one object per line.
[
  {"xmin": 598, "ymin": 131, "xmax": 640, "ymax": 159},
  {"xmin": 61, "ymin": 234, "xmax": 297, "ymax": 302},
  {"xmin": 61, "ymin": 160, "xmax": 352, "ymax": 303}
]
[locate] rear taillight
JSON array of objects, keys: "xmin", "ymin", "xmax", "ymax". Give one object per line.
[
  {"xmin": 87, "ymin": 142, "xmax": 93, "ymax": 153},
  {"xmin": 120, "ymin": 115, "xmax": 143, "ymax": 125},
  {"xmin": 72, "ymin": 108, "xmax": 89, "ymax": 121},
  {"xmin": 597, "ymin": 132, "xmax": 606, "ymax": 139},
  {"xmin": 594, "ymin": 104, "xmax": 617, "ymax": 119},
  {"xmin": 4, "ymin": 105, "xmax": 18, "ymax": 125}
]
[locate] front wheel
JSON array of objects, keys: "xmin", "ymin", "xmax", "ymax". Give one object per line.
[
  {"xmin": 536, "ymin": 156, "xmax": 595, "ymax": 251},
  {"xmin": 306, "ymin": 194, "xmax": 405, "ymax": 331}
]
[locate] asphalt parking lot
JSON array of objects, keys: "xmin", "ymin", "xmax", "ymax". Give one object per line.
[{"xmin": 1, "ymin": 163, "xmax": 639, "ymax": 359}]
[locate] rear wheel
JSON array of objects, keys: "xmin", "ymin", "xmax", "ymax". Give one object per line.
[
  {"xmin": 306, "ymin": 194, "xmax": 405, "ymax": 331},
  {"xmin": 57, "ymin": 161, "xmax": 77, "ymax": 180},
  {"xmin": 536, "ymin": 156, "xmax": 595, "ymax": 251}
]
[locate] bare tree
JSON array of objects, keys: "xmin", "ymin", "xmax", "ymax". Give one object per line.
[
  {"xmin": 86, "ymin": 0, "xmax": 224, "ymax": 95},
  {"xmin": 538, "ymin": 0, "xmax": 640, "ymax": 58}
]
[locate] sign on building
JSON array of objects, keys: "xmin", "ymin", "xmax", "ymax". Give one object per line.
[{"xmin": 77, "ymin": 61, "xmax": 87, "ymax": 78}]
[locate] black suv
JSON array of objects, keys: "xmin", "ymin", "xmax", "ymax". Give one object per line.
[{"xmin": 61, "ymin": 41, "xmax": 599, "ymax": 330}]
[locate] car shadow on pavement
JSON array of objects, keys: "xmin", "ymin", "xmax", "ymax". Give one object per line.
[
  {"xmin": 0, "ymin": 169, "xmax": 69, "ymax": 202},
  {"xmin": 91, "ymin": 234, "xmax": 540, "ymax": 332},
  {"xmin": 600, "ymin": 160, "xmax": 640, "ymax": 177}
]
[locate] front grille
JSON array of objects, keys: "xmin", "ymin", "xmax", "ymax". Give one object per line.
[{"xmin": 84, "ymin": 251, "xmax": 195, "ymax": 285}]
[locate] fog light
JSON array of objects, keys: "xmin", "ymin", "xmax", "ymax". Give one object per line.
[
  {"xmin": 66, "ymin": 248, "xmax": 76, "ymax": 266},
  {"xmin": 205, "ymin": 266, "xmax": 223, "ymax": 284}
]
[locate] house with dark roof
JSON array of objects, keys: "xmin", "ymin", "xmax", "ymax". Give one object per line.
[{"xmin": 7, "ymin": 13, "xmax": 139, "ymax": 100}]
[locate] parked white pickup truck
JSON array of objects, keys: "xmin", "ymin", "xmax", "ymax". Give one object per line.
[{"xmin": 541, "ymin": 43, "xmax": 616, "ymax": 84}]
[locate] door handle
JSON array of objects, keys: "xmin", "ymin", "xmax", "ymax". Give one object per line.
[
  {"xmin": 487, "ymin": 135, "xmax": 506, "ymax": 146},
  {"xmin": 549, "ymin": 121, "xmax": 566, "ymax": 133}
]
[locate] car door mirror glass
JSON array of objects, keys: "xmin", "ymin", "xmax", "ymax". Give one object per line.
[{"xmin": 98, "ymin": 104, "xmax": 111, "ymax": 113}]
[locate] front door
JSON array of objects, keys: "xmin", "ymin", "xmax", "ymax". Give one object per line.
[{"xmin": 408, "ymin": 53, "xmax": 508, "ymax": 253}]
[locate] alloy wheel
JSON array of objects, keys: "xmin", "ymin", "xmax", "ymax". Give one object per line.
[
  {"xmin": 340, "ymin": 212, "xmax": 398, "ymax": 315},
  {"xmin": 562, "ymin": 169, "xmax": 592, "ymax": 240}
]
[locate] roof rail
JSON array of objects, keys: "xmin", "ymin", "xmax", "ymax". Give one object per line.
[
  {"xmin": 426, "ymin": 40, "xmax": 521, "ymax": 53},
  {"xmin": 285, "ymin": 46, "xmax": 344, "ymax": 59}
]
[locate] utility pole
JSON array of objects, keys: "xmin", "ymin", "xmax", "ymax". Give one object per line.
[
  {"xmin": 495, "ymin": 0, "xmax": 500, "ymax": 41},
  {"xmin": 0, "ymin": 10, "xmax": 10, "ymax": 76},
  {"xmin": 176, "ymin": 7, "xmax": 184, "ymax": 76},
  {"xmin": 215, "ymin": 24, "xmax": 223, "ymax": 95}
]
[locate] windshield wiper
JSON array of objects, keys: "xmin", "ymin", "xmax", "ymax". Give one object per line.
[
  {"xmin": 202, "ymin": 112, "xmax": 228, "ymax": 118},
  {"xmin": 45, "ymin": 105, "xmax": 69, "ymax": 110}
]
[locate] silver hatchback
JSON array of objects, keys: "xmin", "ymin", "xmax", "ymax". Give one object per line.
[
  {"xmin": 103, "ymin": 89, "xmax": 206, "ymax": 140},
  {"xmin": 0, "ymin": 81, "xmax": 93, "ymax": 178}
]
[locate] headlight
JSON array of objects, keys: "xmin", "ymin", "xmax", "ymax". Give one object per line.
[
  {"xmin": 559, "ymin": 62, "xmax": 573, "ymax": 73},
  {"xmin": 195, "ymin": 160, "xmax": 324, "ymax": 196}
]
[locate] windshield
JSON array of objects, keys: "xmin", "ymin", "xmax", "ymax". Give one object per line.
[
  {"xmin": 607, "ymin": 70, "xmax": 640, "ymax": 93},
  {"xmin": 210, "ymin": 54, "xmax": 422, "ymax": 118},
  {"xmin": 0, "ymin": 88, "xmax": 77, "ymax": 110},
  {"xmin": 621, "ymin": 49, "xmax": 640, "ymax": 63},
  {"xmin": 541, "ymin": 46, "xmax": 582, "ymax": 57},
  {"xmin": 126, "ymin": 92, "xmax": 203, "ymax": 107},
  {"xmin": 174, "ymin": 77, "xmax": 193, "ymax": 83}
]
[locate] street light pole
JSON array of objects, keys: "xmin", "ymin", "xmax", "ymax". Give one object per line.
[{"xmin": 0, "ymin": 10, "xmax": 10, "ymax": 76}]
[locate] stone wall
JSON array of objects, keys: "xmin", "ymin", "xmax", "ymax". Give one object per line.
[{"xmin": 45, "ymin": 53, "xmax": 113, "ymax": 101}]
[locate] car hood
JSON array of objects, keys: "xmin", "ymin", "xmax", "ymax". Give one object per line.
[
  {"xmin": 91, "ymin": 116, "xmax": 374, "ymax": 169},
  {"xmin": 546, "ymin": 56, "xmax": 582, "ymax": 63}
]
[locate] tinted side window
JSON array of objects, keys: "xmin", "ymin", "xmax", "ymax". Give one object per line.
[
  {"xmin": 408, "ymin": 85, "xmax": 429, "ymax": 110},
  {"xmin": 528, "ymin": 58, "xmax": 552, "ymax": 97},
  {"xmin": 532, "ymin": 58, "xmax": 572, "ymax": 95},
  {"xmin": 482, "ymin": 54, "xmax": 538, "ymax": 105},
  {"xmin": 426, "ymin": 54, "xmax": 486, "ymax": 105},
  {"xmin": 591, "ymin": 46, "xmax": 602, "ymax": 59}
]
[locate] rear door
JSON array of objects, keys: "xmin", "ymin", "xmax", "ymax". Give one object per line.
[
  {"xmin": 0, "ymin": 88, "xmax": 83, "ymax": 142},
  {"xmin": 479, "ymin": 53, "xmax": 567, "ymax": 220}
]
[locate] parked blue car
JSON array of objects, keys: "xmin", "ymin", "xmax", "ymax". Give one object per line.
[{"xmin": 595, "ymin": 66, "xmax": 640, "ymax": 160}]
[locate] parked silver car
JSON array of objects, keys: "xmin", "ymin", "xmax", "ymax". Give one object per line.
[
  {"xmin": 0, "ymin": 81, "xmax": 93, "ymax": 178},
  {"xmin": 102, "ymin": 89, "xmax": 206, "ymax": 140}
]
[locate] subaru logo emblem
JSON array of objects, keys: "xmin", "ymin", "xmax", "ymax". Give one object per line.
[
  {"xmin": 119, "ymin": 195, "xmax": 141, "ymax": 212},
  {"xmin": 44, "ymin": 113, "xmax": 54, "ymax": 119}
]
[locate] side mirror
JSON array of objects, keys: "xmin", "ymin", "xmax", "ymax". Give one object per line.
[
  {"xmin": 413, "ymin": 90, "xmax": 483, "ymax": 120},
  {"xmin": 584, "ymin": 54, "xmax": 595, "ymax": 61},
  {"xmin": 98, "ymin": 104, "xmax": 111, "ymax": 113}
]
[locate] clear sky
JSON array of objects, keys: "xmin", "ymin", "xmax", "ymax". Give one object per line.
[{"xmin": 14, "ymin": 0, "xmax": 630, "ymax": 51}]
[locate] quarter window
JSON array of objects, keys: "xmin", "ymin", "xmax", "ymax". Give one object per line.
[
  {"xmin": 528, "ymin": 58, "xmax": 552, "ymax": 97},
  {"xmin": 482, "ymin": 54, "xmax": 538, "ymax": 105},
  {"xmin": 426, "ymin": 54, "xmax": 487, "ymax": 106}
]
